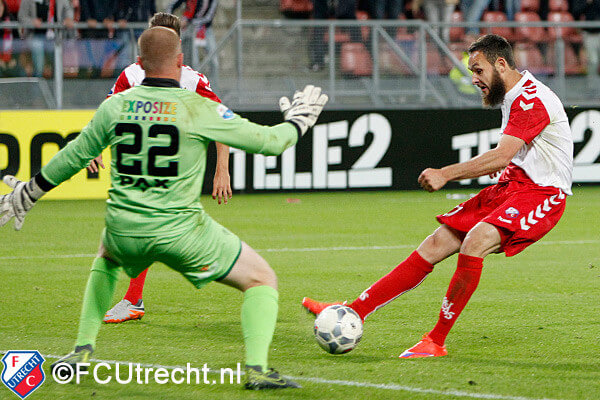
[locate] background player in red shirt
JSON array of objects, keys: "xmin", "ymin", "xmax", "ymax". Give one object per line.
[
  {"xmin": 88, "ymin": 13, "xmax": 233, "ymax": 323},
  {"xmin": 303, "ymin": 34, "xmax": 573, "ymax": 358}
]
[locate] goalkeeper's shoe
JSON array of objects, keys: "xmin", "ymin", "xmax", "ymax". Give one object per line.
[
  {"xmin": 399, "ymin": 334, "xmax": 448, "ymax": 359},
  {"xmin": 50, "ymin": 344, "xmax": 94, "ymax": 376},
  {"xmin": 301, "ymin": 297, "xmax": 345, "ymax": 316},
  {"xmin": 103, "ymin": 299, "xmax": 145, "ymax": 323},
  {"xmin": 244, "ymin": 365, "xmax": 301, "ymax": 390}
]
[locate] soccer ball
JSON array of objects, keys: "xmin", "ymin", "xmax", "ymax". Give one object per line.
[{"xmin": 313, "ymin": 305, "xmax": 363, "ymax": 354}]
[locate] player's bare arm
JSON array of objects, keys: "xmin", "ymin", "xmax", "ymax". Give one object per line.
[
  {"xmin": 212, "ymin": 142, "xmax": 232, "ymax": 204},
  {"xmin": 86, "ymin": 155, "xmax": 105, "ymax": 173},
  {"xmin": 418, "ymin": 134, "xmax": 525, "ymax": 192}
]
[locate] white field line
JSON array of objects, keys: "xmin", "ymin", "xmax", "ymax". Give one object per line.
[
  {"xmin": 1, "ymin": 239, "xmax": 598, "ymax": 261},
  {"xmin": 0, "ymin": 253, "xmax": 97, "ymax": 260},
  {"xmin": 0, "ymin": 351, "xmax": 560, "ymax": 400}
]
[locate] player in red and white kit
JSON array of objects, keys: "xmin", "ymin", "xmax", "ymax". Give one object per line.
[
  {"xmin": 91, "ymin": 13, "xmax": 233, "ymax": 323},
  {"xmin": 303, "ymin": 34, "xmax": 574, "ymax": 358}
]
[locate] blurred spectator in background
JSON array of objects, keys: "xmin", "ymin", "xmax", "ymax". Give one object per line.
[
  {"xmin": 4, "ymin": 0, "xmax": 19, "ymax": 16},
  {"xmin": 503, "ymin": 0, "xmax": 520, "ymax": 20},
  {"xmin": 79, "ymin": 0, "xmax": 116, "ymax": 77},
  {"xmin": 449, "ymin": 51, "xmax": 478, "ymax": 95},
  {"xmin": 0, "ymin": 0, "xmax": 26, "ymax": 77},
  {"xmin": 18, "ymin": 0, "xmax": 74, "ymax": 77},
  {"xmin": 309, "ymin": 0, "xmax": 361, "ymax": 71},
  {"xmin": 369, "ymin": 0, "xmax": 403, "ymax": 38},
  {"xmin": 114, "ymin": 0, "xmax": 156, "ymax": 69},
  {"xmin": 62, "ymin": 0, "xmax": 80, "ymax": 77},
  {"xmin": 538, "ymin": 0, "xmax": 549, "ymax": 20},
  {"xmin": 79, "ymin": 0, "xmax": 115, "ymax": 38},
  {"xmin": 115, "ymin": 0, "xmax": 156, "ymax": 36},
  {"xmin": 369, "ymin": 0, "xmax": 403, "ymax": 20},
  {"xmin": 572, "ymin": 0, "xmax": 600, "ymax": 85},
  {"xmin": 461, "ymin": 0, "xmax": 490, "ymax": 38},
  {"xmin": 416, "ymin": 0, "xmax": 457, "ymax": 42},
  {"xmin": 71, "ymin": 0, "xmax": 80, "ymax": 21},
  {"xmin": 168, "ymin": 0, "xmax": 219, "ymax": 85}
]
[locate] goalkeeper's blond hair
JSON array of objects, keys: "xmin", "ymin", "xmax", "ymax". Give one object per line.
[{"xmin": 138, "ymin": 27, "xmax": 182, "ymax": 75}]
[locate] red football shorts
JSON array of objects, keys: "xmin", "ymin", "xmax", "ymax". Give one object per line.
[{"xmin": 437, "ymin": 181, "xmax": 567, "ymax": 257}]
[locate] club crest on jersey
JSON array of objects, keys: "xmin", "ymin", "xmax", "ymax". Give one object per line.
[
  {"xmin": 1, "ymin": 351, "xmax": 46, "ymax": 399},
  {"xmin": 216, "ymin": 104, "xmax": 234, "ymax": 120},
  {"xmin": 505, "ymin": 207, "xmax": 520, "ymax": 218}
]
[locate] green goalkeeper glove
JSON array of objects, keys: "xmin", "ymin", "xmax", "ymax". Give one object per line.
[
  {"xmin": 279, "ymin": 85, "xmax": 328, "ymax": 136},
  {"xmin": 0, "ymin": 175, "xmax": 47, "ymax": 230}
]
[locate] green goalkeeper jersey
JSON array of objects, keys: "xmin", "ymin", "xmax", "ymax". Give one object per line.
[{"xmin": 40, "ymin": 78, "xmax": 298, "ymax": 236}]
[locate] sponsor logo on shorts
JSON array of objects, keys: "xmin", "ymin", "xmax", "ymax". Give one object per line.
[
  {"xmin": 520, "ymin": 190, "xmax": 565, "ymax": 231},
  {"xmin": 497, "ymin": 216, "xmax": 513, "ymax": 224},
  {"xmin": 1, "ymin": 351, "xmax": 46, "ymax": 399},
  {"xmin": 505, "ymin": 207, "xmax": 520, "ymax": 218}
]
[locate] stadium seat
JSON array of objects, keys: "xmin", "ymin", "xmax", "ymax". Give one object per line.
[
  {"xmin": 340, "ymin": 42, "xmax": 373, "ymax": 76},
  {"xmin": 427, "ymin": 44, "xmax": 451, "ymax": 75},
  {"xmin": 280, "ymin": 0, "xmax": 313, "ymax": 18},
  {"xmin": 379, "ymin": 43, "xmax": 451, "ymax": 76},
  {"xmin": 323, "ymin": 28, "xmax": 352, "ymax": 44},
  {"xmin": 449, "ymin": 11, "xmax": 465, "ymax": 43},
  {"xmin": 547, "ymin": 42, "xmax": 585, "ymax": 75},
  {"xmin": 482, "ymin": 11, "xmax": 514, "ymax": 42},
  {"xmin": 548, "ymin": 12, "xmax": 583, "ymax": 44},
  {"xmin": 513, "ymin": 42, "xmax": 553, "ymax": 75},
  {"xmin": 549, "ymin": 0, "xmax": 569, "ymax": 12},
  {"xmin": 520, "ymin": 0, "xmax": 540, "ymax": 12},
  {"xmin": 379, "ymin": 44, "xmax": 406, "ymax": 75},
  {"xmin": 514, "ymin": 12, "xmax": 547, "ymax": 43},
  {"xmin": 379, "ymin": 42, "xmax": 418, "ymax": 75}
]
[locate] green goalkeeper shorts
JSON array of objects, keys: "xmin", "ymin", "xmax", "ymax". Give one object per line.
[{"xmin": 102, "ymin": 215, "xmax": 242, "ymax": 289}]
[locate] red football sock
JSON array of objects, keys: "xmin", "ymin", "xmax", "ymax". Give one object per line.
[
  {"xmin": 348, "ymin": 251, "xmax": 434, "ymax": 321},
  {"xmin": 123, "ymin": 268, "xmax": 149, "ymax": 304},
  {"xmin": 428, "ymin": 253, "xmax": 483, "ymax": 346}
]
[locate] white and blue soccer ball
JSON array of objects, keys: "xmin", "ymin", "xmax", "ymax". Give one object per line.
[{"xmin": 313, "ymin": 305, "xmax": 363, "ymax": 354}]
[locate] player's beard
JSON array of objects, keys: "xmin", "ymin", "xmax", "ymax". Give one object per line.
[{"xmin": 481, "ymin": 68, "xmax": 506, "ymax": 107}]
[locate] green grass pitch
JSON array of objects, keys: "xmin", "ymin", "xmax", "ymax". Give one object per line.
[{"xmin": 1, "ymin": 188, "xmax": 599, "ymax": 400}]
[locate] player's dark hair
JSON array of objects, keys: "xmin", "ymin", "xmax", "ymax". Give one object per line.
[
  {"xmin": 468, "ymin": 34, "xmax": 516, "ymax": 69},
  {"xmin": 149, "ymin": 12, "xmax": 181, "ymax": 37}
]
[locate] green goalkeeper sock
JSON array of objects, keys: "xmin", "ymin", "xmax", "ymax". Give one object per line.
[
  {"xmin": 241, "ymin": 285, "xmax": 278, "ymax": 372},
  {"xmin": 75, "ymin": 257, "xmax": 119, "ymax": 348}
]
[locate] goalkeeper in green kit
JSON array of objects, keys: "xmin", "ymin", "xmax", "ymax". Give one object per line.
[{"xmin": 0, "ymin": 27, "xmax": 327, "ymax": 390}]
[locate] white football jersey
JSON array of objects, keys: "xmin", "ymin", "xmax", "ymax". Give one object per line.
[
  {"xmin": 108, "ymin": 63, "xmax": 220, "ymax": 103},
  {"xmin": 498, "ymin": 70, "xmax": 573, "ymax": 195}
]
